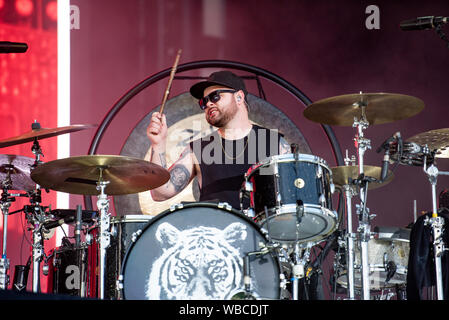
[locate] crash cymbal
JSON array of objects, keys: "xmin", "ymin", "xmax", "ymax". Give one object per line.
[
  {"xmin": 30, "ymin": 155, "xmax": 170, "ymax": 195},
  {"xmin": 331, "ymin": 165, "xmax": 394, "ymax": 190},
  {"xmin": 0, "ymin": 154, "xmax": 36, "ymax": 191},
  {"xmin": 407, "ymin": 128, "xmax": 449, "ymax": 158},
  {"xmin": 0, "ymin": 123, "xmax": 97, "ymax": 148},
  {"xmin": 304, "ymin": 93, "xmax": 424, "ymax": 126}
]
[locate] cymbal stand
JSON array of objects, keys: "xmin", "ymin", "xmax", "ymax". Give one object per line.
[
  {"xmin": 0, "ymin": 174, "xmax": 14, "ymax": 290},
  {"xmin": 28, "ymin": 136, "xmax": 46, "ymax": 293},
  {"xmin": 337, "ymin": 151, "xmax": 357, "ymax": 299},
  {"xmin": 422, "ymin": 154, "xmax": 449, "ymax": 300},
  {"xmin": 96, "ymin": 171, "xmax": 111, "ymax": 300},
  {"xmin": 352, "ymin": 105, "xmax": 373, "ymax": 300}
]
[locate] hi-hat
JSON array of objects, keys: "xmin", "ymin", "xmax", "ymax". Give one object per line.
[
  {"xmin": 0, "ymin": 124, "xmax": 97, "ymax": 148},
  {"xmin": 331, "ymin": 165, "xmax": 394, "ymax": 190},
  {"xmin": 0, "ymin": 154, "xmax": 36, "ymax": 191},
  {"xmin": 30, "ymin": 155, "xmax": 170, "ymax": 195},
  {"xmin": 304, "ymin": 93, "xmax": 424, "ymax": 126},
  {"xmin": 407, "ymin": 128, "xmax": 449, "ymax": 158}
]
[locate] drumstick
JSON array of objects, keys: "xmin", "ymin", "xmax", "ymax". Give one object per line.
[
  {"xmin": 149, "ymin": 49, "xmax": 182, "ymax": 165},
  {"xmin": 159, "ymin": 48, "xmax": 182, "ymax": 115}
]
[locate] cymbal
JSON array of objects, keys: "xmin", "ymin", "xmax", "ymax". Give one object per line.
[
  {"xmin": 0, "ymin": 154, "xmax": 36, "ymax": 191},
  {"xmin": 303, "ymin": 93, "xmax": 424, "ymax": 126},
  {"xmin": 0, "ymin": 124, "xmax": 97, "ymax": 148},
  {"xmin": 407, "ymin": 128, "xmax": 449, "ymax": 158},
  {"xmin": 30, "ymin": 155, "xmax": 170, "ymax": 195},
  {"xmin": 331, "ymin": 165, "xmax": 394, "ymax": 190}
]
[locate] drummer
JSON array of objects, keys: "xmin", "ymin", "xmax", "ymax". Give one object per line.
[{"xmin": 147, "ymin": 70, "xmax": 291, "ymax": 209}]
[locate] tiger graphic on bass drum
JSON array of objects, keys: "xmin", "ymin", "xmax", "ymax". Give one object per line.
[{"xmin": 145, "ymin": 222, "xmax": 248, "ymax": 300}]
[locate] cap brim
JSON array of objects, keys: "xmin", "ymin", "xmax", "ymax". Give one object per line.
[{"xmin": 189, "ymin": 81, "xmax": 233, "ymax": 99}]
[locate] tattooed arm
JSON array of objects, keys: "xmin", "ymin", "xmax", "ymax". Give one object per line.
[
  {"xmin": 150, "ymin": 146, "xmax": 196, "ymax": 201},
  {"xmin": 279, "ymin": 136, "xmax": 292, "ymax": 155}
]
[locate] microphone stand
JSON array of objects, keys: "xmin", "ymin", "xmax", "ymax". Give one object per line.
[
  {"xmin": 422, "ymin": 152, "xmax": 448, "ymax": 300},
  {"xmin": 435, "ymin": 23, "xmax": 449, "ymax": 49}
]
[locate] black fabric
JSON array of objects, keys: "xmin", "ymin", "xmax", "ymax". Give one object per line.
[
  {"xmin": 406, "ymin": 210, "xmax": 449, "ymax": 300},
  {"xmin": 189, "ymin": 125, "xmax": 282, "ymax": 210}
]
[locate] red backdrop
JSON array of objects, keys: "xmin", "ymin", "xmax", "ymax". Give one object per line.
[{"xmin": 0, "ymin": 0, "xmax": 57, "ymax": 292}]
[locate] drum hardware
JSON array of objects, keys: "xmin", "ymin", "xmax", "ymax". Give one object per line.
[
  {"xmin": 304, "ymin": 92, "xmax": 425, "ymax": 300},
  {"xmin": 241, "ymin": 153, "xmax": 338, "ymax": 244},
  {"xmin": 291, "ymin": 242, "xmax": 313, "ymax": 300},
  {"xmin": 30, "ymin": 155, "xmax": 169, "ymax": 299},
  {"xmin": 422, "ymin": 157, "xmax": 449, "ymax": 300}
]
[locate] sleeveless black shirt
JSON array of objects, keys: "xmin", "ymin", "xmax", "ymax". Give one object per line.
[{"xmin": 189, "ymin": 125, "xmax": 283, "ymax": 209}]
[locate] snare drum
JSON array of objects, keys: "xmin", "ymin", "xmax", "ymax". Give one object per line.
[
  {"xmin": 242, "ymin": 154, "xmax": 337, "ymax": 244},
  {"xmin": 337, "ymin": 227, "xmax": 410, "ymax": 290},
  {"xmin": 119, "ymin": 202, "xmax": 281, "ymax": 300}
]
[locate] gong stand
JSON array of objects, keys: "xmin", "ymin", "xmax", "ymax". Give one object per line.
[
  {"xmin": 423, "ymin": 154, "xmax": 449, "ymax": 300},
  {"xmin": 352, "ymin": 103, "xmax": 374, "ymax": 300}
]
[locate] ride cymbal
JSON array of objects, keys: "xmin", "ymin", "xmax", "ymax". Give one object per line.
[
  {"xmin": 0, "ymin": 154, "xmax": 36, "ymax": 191},
  {"xmin": 331, "ymin": 165, "xmax": 394, "ymax": 190},
  {"xmin": 30, "ymin": 155, "xmax": 170, "ymax": 195},
  {"xmin": 304, "ymin": 93, "xmax": 424, "ymax": 126},
  {"xmin": 0, "ymin": 124, "xmax": 97, "ymax": 148}
]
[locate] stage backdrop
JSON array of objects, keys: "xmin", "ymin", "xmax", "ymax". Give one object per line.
[
  {"xmin": 69, "ymin": 1, "xmax": 449, "ymax": 299},
  {"xmin": 0, "ymin": 0, "xmax": 58, "ymax": 293}
]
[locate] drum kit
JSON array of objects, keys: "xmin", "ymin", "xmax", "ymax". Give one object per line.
[{"xmin": 0, "ymin": 91, "xmax": 448, "ymax": 300}]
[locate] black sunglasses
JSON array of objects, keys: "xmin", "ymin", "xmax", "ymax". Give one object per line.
[{"xmin": 198, "ymin": 89, "xmax": 236, "ymax": 110}]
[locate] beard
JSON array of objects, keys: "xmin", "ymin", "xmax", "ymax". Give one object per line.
[{"xmin": 206, "ymin": 103, "xmax": 238, "ymax": 128}]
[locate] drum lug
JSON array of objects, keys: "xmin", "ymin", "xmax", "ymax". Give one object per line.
[
  {"xmin": 330, "ymin": 182, "xmax": 335, "ymax": 194},
  {"xmin": 316, "ymin": 165, "xmax": 323, "ymax": 178},
  {"xmin": 116, "ymin": 274, "xmax": 123, "ymax": 291},
  {"xmin": 170, "ymin": 203, "xmax": 184, "ymax": 212},
  {"xmin": 218, "ymin": 202, "xmax": 233, "ymax": 211},
  {"xmin": 243, "ymin": 208, "xmax": 255, "ymax": 218},
  {"xmin": 319, "ymin": 194, "xmax": 326, "ymax": 206},
  {"xmin": 110, "ymin": 225, "xmax": 117, "ymax": 238}
]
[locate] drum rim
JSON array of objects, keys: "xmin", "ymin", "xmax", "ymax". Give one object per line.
[
  {"xmin": 245, "ymin": 153, "xmax": 331, "ymax": 179},
  {"xmin": 110, "ymin": 214, "xmax": 153, "ymax": 223},
  {"xmin": 257, "ymin": 205, "xmax": 339, "ymax": 244},
  {"xmin": 119, "ymin": 201, "xmax": 281, "ymax": 300}
]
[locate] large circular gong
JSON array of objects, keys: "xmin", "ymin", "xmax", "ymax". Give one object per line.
[{"xmin": 114, "ymin": 92, "xmax": 312, "ymax": 216}]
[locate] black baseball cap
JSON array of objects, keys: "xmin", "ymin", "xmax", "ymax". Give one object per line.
[{"xmin": 190, "ymin": 71, "xmax": 247, "ymax": 99}]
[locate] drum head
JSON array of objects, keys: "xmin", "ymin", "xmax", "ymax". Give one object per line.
[{"xmin": 121, "ymin": 203, "xmax": 280, "ymax": 300}]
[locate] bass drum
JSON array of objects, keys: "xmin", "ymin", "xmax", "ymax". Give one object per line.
[{"xmin": 119, "ymin": 202, "xmax": 281, "ymax": 300}]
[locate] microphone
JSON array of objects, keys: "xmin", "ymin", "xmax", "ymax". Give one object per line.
[
  {"xmin": 376, "ymin": 132, "xmax": 400, "ymax": 153},
  {"xmin": 385, "ymin": 261, "xmax": 397, "ymax": 283},
  {"xmin": 0, "ymin": 41, "xmax": 28, "ymax": 54},
  {"xmin": 380, "ymin": 148, "xmax": 390, "ymax": 182},
  {"xmin": 75, "ymin": 205, "xmax": 82, "ymax": 248},
  {"xmin": 43, "ymin": 215, "xmax": 75, "ymax": 230},
  {"xmin": 400, "ymin": 16, "xmax": 448, "ymax": 31}
]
